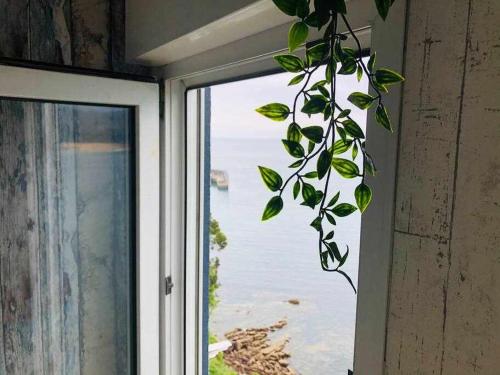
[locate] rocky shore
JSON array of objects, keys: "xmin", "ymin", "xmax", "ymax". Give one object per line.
[{"xmin": 222, "ymin": 320, "xmax": 296, "ymax": 375}]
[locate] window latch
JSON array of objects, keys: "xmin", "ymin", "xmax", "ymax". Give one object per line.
[{"xmin": 166, "ymin": 276, "xmax": 174, "ymax": 296}]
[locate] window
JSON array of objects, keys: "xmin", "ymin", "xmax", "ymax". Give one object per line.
[
  {"xmin": 163, "ymin": 3, "xmax": 406, "ymax": 374},
  {"xmin": 0, "ymin": 65, "xmax": 160, "ymax": 374}
]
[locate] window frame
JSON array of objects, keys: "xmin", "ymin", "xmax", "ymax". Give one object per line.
[
  {"xmin": 0, "ymin": 64, "xmax": 161, "ymax": 375},
  {"xmin": 162, "ymin": 1, "xmax": 407, "ymax": 373}
]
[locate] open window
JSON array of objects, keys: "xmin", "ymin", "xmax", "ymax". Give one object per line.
[
  {"xmin": 162, "ymin": 1, "xmax": 406, "ymax": 374},
  {"xmin": 0, "ymin": 66, "xmax": 160, "ymax": 374}
]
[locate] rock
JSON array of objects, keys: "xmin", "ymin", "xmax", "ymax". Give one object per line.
[
  {"xmin": 288, "ymin": 299, "xmax": 300, "ymax": 305},
  {"xmin": 221, "ymin": 320, "xmax": 296, "ymax": 375}
]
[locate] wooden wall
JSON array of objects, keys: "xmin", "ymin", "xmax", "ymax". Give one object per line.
[
  {"xmin": 0, "ymin": 0, "xmax": 149, "ymax": 74},
  {"xmin": 385, "ymin": 0, "xmax": 500, "ymax": 373}
]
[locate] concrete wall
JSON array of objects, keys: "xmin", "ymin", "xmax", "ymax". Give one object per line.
[
  {"xmin": 385, "ymin": 0, "xmax": 500, "ymax": 373},
  {"xmin": 0, "ymin": 0, "xmax": 148, "ymax": 74}
]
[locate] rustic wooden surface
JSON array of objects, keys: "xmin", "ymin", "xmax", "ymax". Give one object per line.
[
  {"xmin": 386, "ymin": 0, "xmax": 500, "ymax": 373},
  {"xmin": 0, "ymin": 0, "xmax": 149, "ymax": 74},
  {"xmin": 0, "ymin": 101, "xmax": 134, "ymax": 374}
]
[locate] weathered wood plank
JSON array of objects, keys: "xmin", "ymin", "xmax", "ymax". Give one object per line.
[
  {"xmin": 71, "ymin": 0, "xmax": 111, "ymax": 69},
  {"xmin": 385, "ymin": 231, "xmax": 449, "ymax": 374},
  {"xmin": 0, "ymin": 100, "xmax": 36, "ymax": 375},
  {"xmin": 30, "ymin": 0, "xmax": 72, "ymax": 64},
  {"xmin": 386, "ymin": 0, "xmax": 472, "ymax": 373},
  {"xmin": 441, "ymin": 0, "xmax": 500, "ymax": 373},
  {"xmin": 0, "ymin": 0, "xmax": 30, "ymax": 59},
  {"xmin": 394, "ymin": 0, "xmax": 470, "ymax": 241}
]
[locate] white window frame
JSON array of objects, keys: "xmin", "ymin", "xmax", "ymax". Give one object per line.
[
  {"xmin": 162, "ymin": 1, "xmax": 407, "ymax": 374},
  {"xmin": 0, "ymin": 65, "xmax": 161, "ymax": 375}
]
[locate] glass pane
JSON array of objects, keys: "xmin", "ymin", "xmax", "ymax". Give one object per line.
[
  {"xmin": 205, "ymin": 64, "xmax": 368, "ymax": 374},
  {"xmin": 0, "ymin": 99, "xmax": 135, "ymax": 375}
]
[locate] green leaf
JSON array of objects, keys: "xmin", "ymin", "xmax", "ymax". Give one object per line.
[
  {"xmin": 332, "ymin": 0, "xmax": 347, "ymax": 14},
  {"xmin": 332, "ymin": 203, "xmax": 357, "ymax": 217},
  {"xmin": 375, "ymin": 68, "xmax": 405, "ymax": 85},
  {"xmin": 367, "ymin": 52, "xmax": 376, "ymax": 73},
  {"xmin": 310, "ymin": 80, "xmax": 328, "ymax": 90},
  {"xmin": 310, "ymin": 216, "xmax": 323, "ymax": 231},
  {"xmin": 332, "ymin": 139, "xmax": 352, "ymax": 154},
  {"xmin": 326, "ymin": 212, "xmax": 336, "ymax": 225},
  {"xmin": 338, "ymin": 58, "xmax": 357, "ymax": 75},
  {"xmin": 272, "ymin": 0, "xmax": 298, "ymax": 16},
  {"xmin": 287, "ymin": 122, "xmax": 303, "ymax": 142},
  {"xmin": 289, "ymin": 159, "xmax": 304, "ymax": 168},
  {"xmin": 308, "ymin": 140, "xmax": 315, "ymax": 154},
  {"xmin": 302, "ymin": 182, "xmax": 317, "ymax": 208},
  {"xmin": 303, "ymin": 171, "xmax": 318, "ymax": 179},
  {"xmin": 356, "ymin": 65, "xmax": 363, "ymax": 81},
  {"xmin": 326, "ymin": 241, "xmax": 342, "ymax": 261},
  {"xmin": 318, "ymin": 85, "xmax": 330, "ymax": 98},
  {"xmin": 256, "ymin": 103, "xmax": 290, "ymax": 121},
  {"xmin": 323, "ymin": 104, "xmax": 332, "ymax": 121},
  {"xmin": 282, "ymin": 139, "xmax": 305, "ymax": 158},
  {"xmin": 304, "ymin": 11, "xmax": 320, "ymax": 27},
  {"xmin": 324, "ymin": 231, "xmax": 334, "ymax": 240},
  {"xmin": 327, "ymin": 191, "xmax": 340, "ymax": 207},
  {"xmin": 332, "ymin": 158, "xmax": 360, "ymax": 178},
  {"xmin": 288, "ymin": 22, "xmax": 309, "ymax": 52},
  {"xmin": 293, "ymin": 180, "xmax": 301, "ymax": 199},
  {"xmin": 337, "ymin": 126, "xmax": 347, "ymax": 143},
  {"xmin": 342, "ymin": 119, "xmax": 365, "ymax": 139},
  {"xmin": 375, "ymin": 104, "xmax": 392, "ymax": 132},
  {"xmin": 301, "ymin": 95, "xmax": 327, "ymax": 114},
  {"xmin": 288, "ymin": 73, "xmax": 305, "ymax": 86},
  {"xmin": 352, "ymin": 142, "xmax": 359, "ymax": 160},
  {"xmin": 355, "ymin": 183, "xmax": 372, "ymax": 213},
  {"xmin": 301, "ymin": 125, "xmax": 324, "ymax": 143},
  {"xmin": 306, "ymin": 43, "xmax": 329, "ymax": 64},
  {"xmin": 338, "ymin": 245, "xmax": 349, "ymax": 267},
  {"xmin": 296, "ymin": 0, "xmax": 310, "ymax": 18},
  {"xmin": 317, "ymin": 149, "xmax": 332, "ymax": 179},
  {"xmin": 262, "ymin": 196, "xmax": 284, "ymax": 221},
  {"xmin": 364, "ymin": 153, "xmax": 377, "ymax": 176},
  {"xmin": 274, "ymin": 54, "xmax": 304, "ymax": 72},
  {"xmin": 337, "ymin": 109, "xmax": 351, "ymax": 118},
  {"xmin": 315, "ymin": 190, "xmax": 324, "ymax": 204},
  {"xmin": 258, "ymin": 166, "xmax": 283, "ymax": 192},
  {"xmin": 374, "ymin": 0, "xmax": 392, "ymax": 20},
  {"xmin": 347, "ymin": 92, "xmax": 375, "ymax": 110}
]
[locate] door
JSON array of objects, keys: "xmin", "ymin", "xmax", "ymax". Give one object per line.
[{"xmin": 0, "ymin": 65, "xmax": 160, "ymax": 374}]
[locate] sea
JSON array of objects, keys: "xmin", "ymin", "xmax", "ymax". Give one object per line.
[{"xmin": 209, "ymin": 137, "xmax": 361, "ymax": 375}]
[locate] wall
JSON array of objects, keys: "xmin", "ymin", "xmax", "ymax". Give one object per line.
[
  {"xmin": 0, "ymin": 0, "xmax": 148, "ymax": 74},
  {"xmin": 385, "ymin": 0, "xmax": 500, "ymax": 373}
]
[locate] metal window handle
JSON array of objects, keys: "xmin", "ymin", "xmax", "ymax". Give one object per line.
[{"xmin": 166, "ymin": 276, "xmax": 174, "ymax": 296}]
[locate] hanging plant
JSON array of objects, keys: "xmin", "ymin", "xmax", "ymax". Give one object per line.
[{"xmin": 256, "ymin": 0, "xmax": 404, "ymax": 292}]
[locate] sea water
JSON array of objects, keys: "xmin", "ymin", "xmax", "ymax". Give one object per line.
[{"xmin": 209, "ymin": 137, "xmax": 361, "ymax": 375}]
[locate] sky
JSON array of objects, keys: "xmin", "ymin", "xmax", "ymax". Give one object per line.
[{"xmin": 209, "ymin": 61, "xmax": 369, "ymax": 139}]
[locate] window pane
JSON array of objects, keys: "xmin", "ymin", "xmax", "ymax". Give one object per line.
[
  {"xmin": 205, "ymin": 65, "xmax": 368, "ymax": 374},
  {"xmin": 0, "ymin": 99, "xmax": 135, "ymax": 374}
]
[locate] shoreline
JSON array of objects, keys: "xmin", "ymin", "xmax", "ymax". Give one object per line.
[{"xmin": 221, "ymin": 320, "xmax": 296, "ymax": 375}]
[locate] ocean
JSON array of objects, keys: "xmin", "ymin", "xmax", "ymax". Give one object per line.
[{"xmin": 209, "ymin": 137, "xmax": 361, "ymax": 375}]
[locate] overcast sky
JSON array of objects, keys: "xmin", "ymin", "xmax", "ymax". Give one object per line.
[{"xmin": 210, "ymin": 63, "xmax": 369, "ymax": 139}]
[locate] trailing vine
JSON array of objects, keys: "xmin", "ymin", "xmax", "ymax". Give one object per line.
[{"xmin": 256, "ymin": 0, "xmax": 404, "ymax": 292}]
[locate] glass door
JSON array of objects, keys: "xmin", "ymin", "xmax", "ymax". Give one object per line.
[{"xmin": 0, "ymin": 66, "xmax": 160, "ymax": 375}]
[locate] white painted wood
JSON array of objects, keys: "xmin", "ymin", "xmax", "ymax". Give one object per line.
[
  {"xmin": 134, "ymin": 0, "xmax": 290, "ymax": 66},
  {"xmin": 353, "ymin": 1, "xmax": 408, "ymax": 374},
  {"xmin": 0, "ymin": 65, "xmax": 160, "ymax": 375},
  {"xmin": 163, "ymin": 79, "xmax": 187, "ymax": 375}
]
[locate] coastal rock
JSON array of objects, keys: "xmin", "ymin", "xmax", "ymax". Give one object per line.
[{"xmin": 223, "ymin": 320, "xmax": 296, "ymax": 375}]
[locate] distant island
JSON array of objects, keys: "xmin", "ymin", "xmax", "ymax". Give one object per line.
[{"xmin": 211, "ymin": 170, "xmax": 229, "ymax": 190}]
